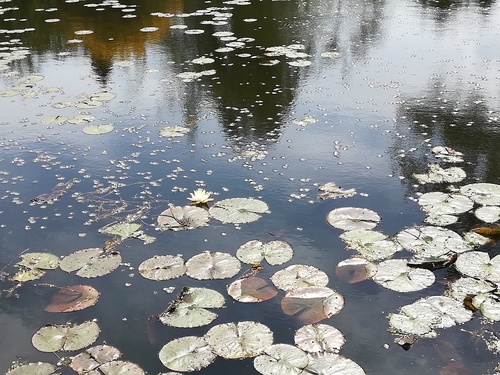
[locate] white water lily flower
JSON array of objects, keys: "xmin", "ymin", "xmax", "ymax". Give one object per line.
[{"xmin": 188, "ymin": 189, "xmax": 213, "ymax": 204}]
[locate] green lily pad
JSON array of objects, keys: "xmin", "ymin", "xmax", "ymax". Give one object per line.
[
  {"xmin": 305, "ymin": 353, "xmax": 366, "ymax": 375},
  {"xmin": 318, "ymin": 182, "xmax": 357, "ymax": 200},
  {"xmin": 271, "ymin": 264, "xmax": 329, "ymax": 292},
  {"xmin": 373, "ymin": 259, "xmax": 435, "ymax": 292},
  {"xmin": 475, "ymin": 206, "xmax": 500, "ymax": 223},
  {"xmin": 159, "ymin": 126, "xmax": 190, "ymax": 137},
  {"xmin": 157, "ymin": 205, "xmax": 210, "ymax": 231},
  {"xmin": 6, "ymin": 362, "xmax": 57, "ymax": 375},
  {"xmin": 159, "ymin": 287, "xmax": 225, "ymax": 328},
  {"xmin": 447, "ymin": 277, "xmax": 496, "ymax": 302},
  {"xmin": 414, "ymin": 164, "xmax": 466, "ymax": 184},
  {"xmin": 418, "ymin": 192, "xmax": 473, "ymax": 215},
  {"xmin": 82, "ymin": 124, "xmax": 114, "ymax": 135},
  {"xmin": 185, "ymin": 251, "xmax": 241, "ymax": 280},
  {"xmin": 11, "ymin": 268, "xmax": 46, "ymax": 282},
  {"xmin": 339, "ymin": 229, "xmax": 401, "ymax": 261},
  {"xmin": 139, "ymin": 255, "xmax": 186, "ymax": 281},
  {"xmin": 99, "ymin": 222, "xmax": 141, "ymax": 240},
  {"xmin": 326, "ymin": 207, "xmax": 381, "ymax": 231},
  {"xmin": 204, "ymin": 321, "xmax": 274, "ymax": 359},
  {"xmin": 254, "ymin": 344, "xmax": 308, "ymax": 375},
  {"xmin": 236, "ymin": 240, "xmax": 293, "ymax": 265},
  {"xmin": 159, "ymin": 336, "xmax": 216, "ymax": 372},
  {"xmin": 76, "ymin": 100, "xmax": 103, "ymax": 109},
  {"xmin": 32, "ymin": 321, "xmax": 99, "ymax": 352},
  {"xmin": 294, "ymin": 324, "xmax": 345, "ymax": 353},
  {"xmin": 460, "ymin": 183, "xmax": 500, "ymax": 206},
  {"xmin": 17, "ymin": 252, "xmax": 60, "ymax": 270},
  {"xmin": 90, "ymin": 91, "xmax": 117, "ymax": 101},
  {"xmin": 71, "ymin": 344, "xmax": 121, "ymax": 373},
  {"xmin": 209, "ymin": 197, "xmax": 270, "ymax": 224},
  {"xmin": 455, "ymin": 251, "xmax": 500, "ymax": 283},
  {"xmin": 60, "ymin": 248, "xmax": 121, "ymax": 278}
]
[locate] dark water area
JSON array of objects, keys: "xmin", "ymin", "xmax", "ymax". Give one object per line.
[{"xmin": 1, "ymin": 0, "xmax": 500, "ymax": 374}]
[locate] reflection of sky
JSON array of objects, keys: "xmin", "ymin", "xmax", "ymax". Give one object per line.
[{"xmin": 2, "ymin": 0, "xmax": 500, "ymax": 374}]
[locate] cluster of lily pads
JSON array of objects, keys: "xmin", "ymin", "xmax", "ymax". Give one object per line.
[{"xmin": 326, "ymin": 144, "xmax": 500, "ymax": 350}]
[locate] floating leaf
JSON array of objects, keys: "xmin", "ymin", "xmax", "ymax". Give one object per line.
[
  {"xmin": 159, "ymin": 126, "xmax": 190, "ymax": 137},
  {"xmin": 11, "ymin": 268, "xmax": 45, "ymax": 282},
  {"xmin": 431, "ymin": 146, "xmax": 464, "ymax": 163},
  {"xmin": 227, "ymin": 276, "xmax": 278, "ymax": 303},
  {"xmin": 98, "ymin": 361, "xmax": 145, "ymax": 375},
  {"xmin": 90, "ymin": 92, "xmax": 116, "ymax": 101},
  {"xmin": 474, "ymin": 294, "xmax": 500, "ymax": 321},
  {"xmin": 305, "ymin": 353, "xmax": 366, "ymax": 375},
  {"xmin": 407, "ymin": 253, "xmax": 457, "ymax": 271},
  {"xmin": 339, "ymin": 229, "xmax": 401, "ymax": 261},
  {"xmin": 99, "ymin": 222, "xmax": 141, "ymax": 240},
  {"xmin": 41, "ymin": 115, "xmax": 68, "ymax": 125},
  {"xmin": 373, "ymin": 259, "xmax": 435, "ymax": 292},
  {"xmin": 447, "ymin": 277, "xmax": 496, "ymax": 302},
  {"xmin": 186, "ymin": 251, "xmax": 241, "ymax": 280},
  {"xmin": 271, "ymin": 264, "xmax": 329, "ymax": 292},
  {"xmin": 82, "ymin": 124, "xmax": 114, "ymax": 135},
  {"xmin": 388, "ymin": 296, "xmax": 473, "ymax": 336},
  {"xmin": 281, "ymin": 287, "xmax": 344, "ymax": 324},
  {"xmin": 67, "ymin": 114, "xmax": 95, "ymax": 124},
  {"xmin": 159, "ymin": 336, "xmax": 216, "ymax": 372},
  {"xmin": 475, "ymin": 206, "xmax": 500, "ymax": 223},
  {"xmin": 424, "ymin": 214, "xmax": 458, "ymax": 226},
  {"xmin": 318, "ymin": 182, "xmax": 357, "ymax": 200},
  {"xmin": 418, "ymin": 192, "xmax": 473, "ymax": 216},
  {"xmin": 209, "ymin": 197, "xmax": 269, "ymax": 224},
  {"xmin": 157, "ymin": 205, "xmax": 209, "ymax": 231},
  {"xmin": 17, "ymin": 252, "xmax": 60, "ymax": 270},
  {"xmin": 138, "ymin": 255, "xmax": 186, "ymax": 281},
  {"xmin": 60, "ymin": 248, "xmax": 121, "ymax": 278},
  {"xmin": 253, "ymin": 344, "xmax": 308, "ymax": 375},
  {"xmin": 159, "ymin": 287, "xmax": 225, "ymax": 328},
  {"xmin": 32, "ymin": 321, "xmax": 99, "ymax": 352},
  {"xmin": 71, "ymin": 345, "xmax": 121, "ymax": 373},
  {"xmin": 5, "ymin": 362, "xmax": 57, "ymax": 375},
  {"xmin": 326, "ymin": 207, "xmax": 380, "ymax": 231},
  {"xmin": 414, "ymin": 164, "xmax": 466, "ymax": 184},
  {"xmin": 460, "ymin": 183, "xmax": 500, "ymax": 206},
  {"xmin": 335, "ymin": 258, "xmax": 377, "ymax": 283},
  {"xmin": 236, "ymin": 240, "xmax": 293, "ymax": 265},
  {"xmin": 204, "ymin": 321, "xmax": 273, "ymax": 359},
  {"xmin": 294, "ymin": 324, "xmax": 345, "ymax": 353},
  {"xmin": 396, "ymin": 226, "xmax": 471, "ymax": 257},
  {"xmin": 45, "ymin": 285, "xmax": 99, "ymax": 312},
  {"xmin": 455, "ymin": 251, "xmax": 500, "ymax": 283},
  {"xmin": 76, "ymin": 100, "xmax": 103, "ymax": 109}
]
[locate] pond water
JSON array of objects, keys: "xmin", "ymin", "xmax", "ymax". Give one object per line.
[{"xmin": 1, "ymin": 0, "xmax": 500, "ymax": 374}]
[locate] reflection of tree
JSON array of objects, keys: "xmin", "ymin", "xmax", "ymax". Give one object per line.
[
  {"xmin": 417, "ymin": 0, "xmax": 496, "ymax": 23},
  {"xmin": 391, "ymin": 82, "xmax": 500, "ymax": 196},
  {"xmin": 7, "ymin": 0, "xmax": 183, "ymax": 82}
]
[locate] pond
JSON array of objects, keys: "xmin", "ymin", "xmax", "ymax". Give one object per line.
[{"xmin": 1, "ymin": 0, "xmax": 500, "ymax": 374}]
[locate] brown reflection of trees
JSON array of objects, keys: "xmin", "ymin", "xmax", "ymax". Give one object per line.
[
  {"xmin": 418, "ymin": 0, "xmax": 495, "ymax": 23},
  {"xmin": 8, "ymin": 0, "xmax": 184, "ymax": 81},
  {"xmin": 391, "ymin": 83, "xmax": 500, "ymax": 196}
]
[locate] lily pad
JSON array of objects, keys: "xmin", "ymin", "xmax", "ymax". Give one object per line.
[
  {"xmin": 253, "ymin": 344, "xmax": 308, "ymax": 375},
  {"xmin": 82, "ymin": 124, "xmax": 114, "ymax": 135},
  {"xmin": 185, "ymin": 251, "xmax": 241, "ymax": 280},
  {"xmin": 99, "ymin": 222, "xmax": 141, "ymax": 240},
  {"xmin": 139, "ymin": 255, "xmax": 186, "ymax": 281},
  {"xmin": 17, "ymin": 252, "xmax": 60, "ymax": 270},
  {"xmin": 97, "ymin": 361, "xmax": 145, "ymax": 375},
  {"xmin": 159, "ymin": 126, "xmax": 190, "ymax": 137},
  {"xmin": 209, "ymin": 197, "xmax": 270, "ymax": 224},
  {"xmin": 60, "ymin": 248, "xmax": 122, "ymax": 278},
  {"xmin": 447, "ymin": 277, "xmax": 496, "ymax": 302},
  {"xmin": 236, "ymin": 240, "xmax": 293, "ymax": 265},
  {"xmin": 460, "ymin": 183, "xmax": 500, "ymax": 206},
  {"xmin": 414, "ymin": 164, "xmax": 466, "ymax": 184},
  {"xmin": 305, "ymin": 353, "xmax": 366, "ymax": 375},
  {"xmin": 418, "ymin": 192, "xmax": 473, "ymax": 215},
  {"xmin": 271, "ymin": 264, "xmax": 329, "ymax": 292},
  {"xmin": 388, "ymin": 296, "xmax": 473, "ymax": 336},
  {"xmin": 339, "ymin": 229, "xmax": 401, "ymax": 261},
  {"xmin": 335, "ymin": 258, "xmax": 378, "ymax": 283},
  {"xmin": 373, "ymin": 259, "xmax": 435, "ymax": 292},
  {"xmin": 326, "ymin": 207, "xmax": 380, "ymax": 231},
  {"xmin": 11, "ymin": 268, "xmax": 46, "ymax": 282},
  {"xmin": 76, "ymin": 100, "xmax": 103, "ymax": 109},
  {"xmin": 159, "ymin": 336, "xmax": 216, "ymax": 372},
  {"xmin": 475, "ymin": 206, "xmax": 500, "ymax": 223},
  {"xmin": 159, "ymin": 287, "xmax": 225, "ymax": 328},
  {"xmin": 294, "ymin": 324, "xmax": 345, "ymax": 353},
  {"xmin": 32, "ymin": 321, "xmax": 100, "ymax": 352},
  {"xmin": 45, "ymin": 285, "xmax": 100, "ymax": 312},
  {"xmin": 396, "ymin": 226, "xmax": 471, "ymax": 257},
  {"xmin": 431, "ymin": 146, "xmax": 464, "ymax": 163},
  {"xmin": 455, "ymin": 251, "xmax": 500, "ymax": 283},
  {"xmin": 474, "ymin": 294, "xmax": 500, "ymax": 321},
  {"xmin": 71, "ymin": 344, "xmax": 121, "ymax": 373},
  {"xmin": 41, "ymin": 116, "xmax": 68, "ymax": 125},
  {"xmin": 5, "ymin": 363, "xmax": 58, "ymax": 375},
  {"xmin": 204, "ymin": 321, "xmax": 274, "ymax": 359},
  {"xmin": 157, "ymin": 205, "xmax": 209, "ymax": 231},
  {"xmin": 318, "ymin": 182, "xmax": 357, "ymax": 200},
  {"xmin": 281, "ymin": 287, "xmax": 344, "ymax": 324},
  {"xmin": 90, "ymin": 92, "xmax": 117, "ymax": 101},
  {"xmin": 227, "ymin": 276, "xmax": 278, "ymax": 303},
  {"xmin": 424, "ymin": 213, "xmax": 458, "ymax": 226},
  {"xmin": 67, "ymin": 114, "xmax": 95, "ymax": 124}
]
